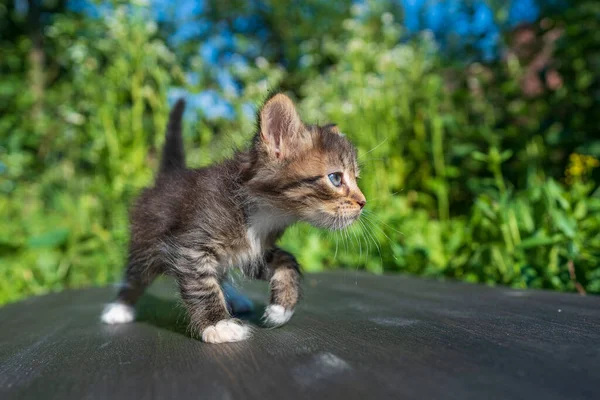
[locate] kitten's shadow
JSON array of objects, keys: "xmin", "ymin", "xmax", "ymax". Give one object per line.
[{"xmin": 135, "ymin": 294, "xmax": 266, "ymax": 337}]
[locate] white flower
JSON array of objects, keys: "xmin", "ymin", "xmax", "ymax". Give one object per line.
[
  {"xmin": 255, "ymin": 57, "xmax": 269, "ymax": 69},
  {"xmin": 351, "ymin": 4, "xmax": 366, "ymax": 17},
  {"xmin": 379, "ymin": 53, "xmax": 393, "ymax": 68},
  {"xmin": 342, "ymin": 19, "xmax": 357, "ymax": 31},
  {"xmin": 62, "ymin": 109, "xmax": 85, "ymax": 125},
  {"xmin": 342, "ymin": 102, "xmax": 354, "ymax": 114},
  {"xmin": 257, "ymin": 79, "xmax": 269, "ymax": 92},
  {"xmin": 146, "ymin": 21, "xmax": 157, "ymax": 35},
  {"xmin": 381, "ymin": 12, "xmax": 394, "ymax": 25},
  {"xmin": 366, "ymin": 74, "xmax": 381, "ymax": 87},
  {"xmin": 348, "ymin": 38, "xmax": 364, "ymax": 53},
  {"xmin": 391, "ymin": 46, "xmax": 415, "ymax": 68},
  {"xmin": 69, "ymin": 44, "xmax": 86, "ymax": 63},
  {"xmin": 421, "ymin": 29, "xmax": 434, "ymax": 41},
  {"xmin": 299, "ymin": 55, "xmax": 313, "ymax": 68}
]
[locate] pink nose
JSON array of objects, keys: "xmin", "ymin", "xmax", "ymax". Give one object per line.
[{"xmin": 356, "ymin": 199, "xmax": 366, "ymax": 209}]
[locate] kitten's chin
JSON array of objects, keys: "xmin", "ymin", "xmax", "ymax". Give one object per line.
[{"xmin": 305, "ymin": 213, "xmax": 359, "ymax": 231}]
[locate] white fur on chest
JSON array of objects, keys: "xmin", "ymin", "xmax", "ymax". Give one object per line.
[
  {"xmin": 229, "ymin": 208, "xmax": 293, "ymax": 268},
  {"xmin": 245, "ymin": 224, "xmax": 265, "ymax": 262}
]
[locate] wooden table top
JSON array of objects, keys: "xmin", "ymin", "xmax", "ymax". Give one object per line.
[{"xmin": 1, "ymin": 272, "xmax": 599, "ymax": 400}]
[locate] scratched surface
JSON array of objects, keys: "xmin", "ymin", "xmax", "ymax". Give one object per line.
[{"xmin": 1, "ymin": 272, "xmax": 599, "ymax": 400}]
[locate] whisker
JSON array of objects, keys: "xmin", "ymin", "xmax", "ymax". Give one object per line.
[
  {"xmin": 357, "ymin": 219, "xmax": 370, "ymax": 267},
  {"xmin": 349, "ymin": 224, "xmax": 363, "ymax": 284},
  {"xmin": 359, "ymin": 157, "xmax": 387, "ymax": 165},
  {"xmin": 342, "ymin": 225, "xmax": 350, "ymax": 255},
  {"xmin": 362, "ymin": 210, "xmax": 404, "ymax": 236},
  {"xmin": 334, "ymin": 229, "xmax": 339, "ymax": 260},
  {"xmin": 361, "ymin": 215, "xmax": 398, "ymax": 252},
  {"xmin": 360, "ymin": 137, "xmax": 389, "ymax": 158},
  {"xmin": 359, "ymin": 218, "xmax": 383, "ymax": 273},
  {"xmin": 360, "ymin": 220, "xmax": 371, "ymax": 267},
  {"xmin": 362, "ymin": 214, "xmax": 393, "ymax": 241},
  {"xmin": 364, "ymin": 190, "xmax": 402, "ymax": 204},
  {"xmin": 354, "ymin": 225, "xmax": 363, "ymax": 265}
]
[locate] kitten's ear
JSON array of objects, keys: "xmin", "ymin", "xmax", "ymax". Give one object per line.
[
  {"xmin": 259, "ymin": 93, "xmax": 303, "ymax": 159},
  {"xmin": 324, "ymin": 123, "xmax": 343, "ymax": 135}
]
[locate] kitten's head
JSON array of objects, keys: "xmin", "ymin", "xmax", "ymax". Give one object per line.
[{"xmin": 247, "ymin": 93, "xmax": 366, "ymax": 230}]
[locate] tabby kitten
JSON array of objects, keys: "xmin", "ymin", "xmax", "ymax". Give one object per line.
[{"xmin": 101, "ymin": 93, "xmax": 366, "ymax": 343}]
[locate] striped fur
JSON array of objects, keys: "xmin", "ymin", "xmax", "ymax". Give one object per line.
[{"xmin": 102, "ymin": 93, "xmax": 366, "ymax": 343}]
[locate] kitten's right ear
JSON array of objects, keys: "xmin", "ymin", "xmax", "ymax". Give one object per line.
[
  {"xmin": 259, "ymin": 93, "xmax": 303, "ymax": 159},
  {"xmin": 324, "ymin": 123, "xmax": 343, "ymax": 135}
]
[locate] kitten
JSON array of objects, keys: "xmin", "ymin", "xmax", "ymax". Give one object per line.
[{"xmin": 101, "ymin": 93, "xmax": 366, "ymax": 343}]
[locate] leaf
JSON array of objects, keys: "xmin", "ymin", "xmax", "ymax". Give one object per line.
[
  {"xmin": 573, "ymin": 201, "xmax": 587, "ymax": 220},
  {"xmin": 518, "ymin": 234, "xmax": 562, "ymax": 249},
  {"xmin": 471, "ymin": 151, "xmax": 488, "ymax": 162},
  {"xmin": 550, "ymin": 210, "xmax": 576, "ymax": 239},
  {"xmin": 475, "ymin": 198, "xmax": 497, "ymax": 221},
  {"xmin": 546, "ymin": 179, "xmax": 570, "ymax": 210},
  {"xmin": 500, "ymin": 149, "xmax": 513, "ymax": 162},
  {"xmin": 27, "ymin": 229, "xmax": 70, "ymax": 249},
  {"xmin": 515, "ymin": 199, "xmax": 534, "ymax": 233}
]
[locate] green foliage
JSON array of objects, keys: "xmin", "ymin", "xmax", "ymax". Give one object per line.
[
  {"xmin": 1, "ymin": 2, "xmax": 599, "ymax": 304},
  {"xmin": 283, "ymin": 7, "xmax": 600, "ymax": 292},
  {"xmin": 0, "ymin": 8, "xmax": 183, "ymax": 303}
]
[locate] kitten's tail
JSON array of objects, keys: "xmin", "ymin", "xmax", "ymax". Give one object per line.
[{"xmin": 159, "ymin": 98, "xmax": 186, "ymax": 174}]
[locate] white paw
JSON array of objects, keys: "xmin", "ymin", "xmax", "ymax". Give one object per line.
[
  {"xmin": 262, "ymin": 304, "xmax": 294, "ymax": 327},
  {"xmin": 101, "ymin": 302, "xmax": 135, "ymax": 324},
  {"xmin": 202, "ymin": 319, "xmax": 251, "ymax": 344}
]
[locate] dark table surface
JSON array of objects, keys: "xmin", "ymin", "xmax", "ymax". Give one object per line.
[{"xmin": 1, "ymin": 272, "xmax": 599, "ymax": 400}]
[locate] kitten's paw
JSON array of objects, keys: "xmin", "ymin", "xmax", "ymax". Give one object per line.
[
  {"xmin": 202, "ymin": 319, "xmax": 251, "ymax": 344},
  {"xmin": 101, "ymin": 302, "xmax": 135, "ymax": 324},
  {"xmin": 222, "ymin": 282, "xmax": 254, "ymax": 314},
  {"xmin": 262, "ymin": 304, "xmax": 294, "ymax": 327}
]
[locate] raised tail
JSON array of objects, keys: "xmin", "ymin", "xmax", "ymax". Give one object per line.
[{"xmin": 159, "ymin": 98, "xmax": 186, "ymax": 174}]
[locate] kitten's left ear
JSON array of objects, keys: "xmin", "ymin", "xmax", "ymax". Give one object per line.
[{"xmin": 259, "ymin": 93, "xmax": 303, "ymax": 159}]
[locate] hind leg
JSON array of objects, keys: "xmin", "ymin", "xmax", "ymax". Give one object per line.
[{"xmin": 101, "ymin": 255, "xmax": 159, "ymax": 324}]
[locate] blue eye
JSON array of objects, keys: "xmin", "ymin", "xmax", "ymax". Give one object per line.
[{"xmin": 328, "ymin": 172, "xmax": 343, "ymax": 187}]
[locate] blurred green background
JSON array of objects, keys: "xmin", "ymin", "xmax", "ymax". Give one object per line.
[{"xmin": 1, "ymin": 0, "xmax": 599, "ymax": 304}]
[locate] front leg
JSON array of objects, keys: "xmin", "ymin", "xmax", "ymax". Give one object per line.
[
  {"xmin": 173, "ymin": 248, "xmax": 250, "ymax": 344},
  {"xmin": 261, "ymin": 247, "xmax": 301, "ymax": 327}
]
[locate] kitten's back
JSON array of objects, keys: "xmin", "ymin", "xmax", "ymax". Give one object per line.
[{"xmin": 130, "ymin": 161, "xmax": 246, "ymax": 245}]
